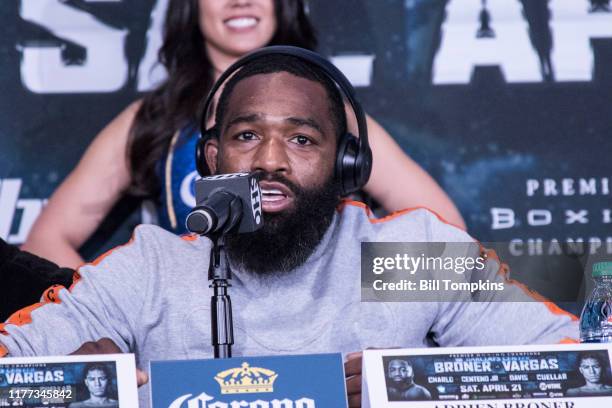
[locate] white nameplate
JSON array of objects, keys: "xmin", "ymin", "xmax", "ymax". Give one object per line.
[
  {"xmin": 363, "ymin": 344, "xmax": 612, "ymax": 408},
  {"xmin": 0, "ymin": 353, "xmax": 138, "ymax": 407}
]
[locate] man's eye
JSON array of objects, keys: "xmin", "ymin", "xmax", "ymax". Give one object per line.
[
  {"xmin": 237, "ymin": 132, "xmax": 258, "ymax": 141},
  {"xmin": 291, "ymin": 135, "xmax": 312, "ymax": 145}
]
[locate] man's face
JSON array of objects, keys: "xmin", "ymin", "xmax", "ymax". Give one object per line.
[
  {"xmin": 84, "ymin": 369, "xmax": 108, "ymax": 397},
  {"xmin": 205, "ymin": 71, "xmax": 338, "ymax": 213},
  {"xmin": 204, "ymin": 71, "xmax": 341, "ymax": 275},
  {"xmin": 579, "ymin": 358, "xmax": 603, "ymax": 384},
  {"xmin": 388, "ymin": 360, "xmax": 412, "ymax": 383}
]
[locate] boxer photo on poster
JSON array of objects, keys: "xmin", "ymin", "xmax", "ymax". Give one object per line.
[
  {"xmin": 566, "ymin": 352, "xmax": 612, "ymax": 397},
  {"xmin": 383, "ymin": 357, "xmax": 432, "ymax": 401},
  {"xmin": 69, "ymin": 362, "xmax": 119, "ymax": 408}
]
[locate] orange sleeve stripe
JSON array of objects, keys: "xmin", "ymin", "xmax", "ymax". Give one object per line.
[
  {"xmin": 337, "ymin": 200, "xmax": 372, "ymax": 216},
  {"xmin": 0, "ymin": 284, "xmax": 64, "ymax": 332},
  {"xmin": 1, "ymin": 232, "xmax": 139, "ymax": 333},
  {"xmin": 68, "ymin": 270, "xmax": 82, "ymax": 292},
  {"xmin": 180, "ymin": 233, "xmax": 198, "ymax": 242},
  {"xmin": 558, "ymin": 337, "xmax": 580, "ymax": 344},
  {"xmin": 67, "ymin": 234, "xmax": 137, "ymax": 291},
  {"xmin": 88, "ymin": 235, "xmax": 136, "ymax": 267},
  {"xmin": 337, "ymin": 200, "xmax": 466, "ymax": 231},
  {"xmin": 483, "ymin": 248, "xmax": 579, "ymax": 322},
  {"xmin": 0, "ymin": 344, "xmax": 7, "ymax": 357}
]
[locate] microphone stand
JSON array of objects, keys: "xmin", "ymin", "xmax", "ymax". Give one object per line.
[
  {"xmin": 187, "ymin": 174, "xmax": 262, "ymax": 359},
  {"xmin": 208, "ymin": 233, "xmax": 233, "ymax": 359}
]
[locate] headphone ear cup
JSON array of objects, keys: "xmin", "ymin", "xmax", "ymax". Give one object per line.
[
  {"xmin": 355, "ymin": 142, "xmax": 373, "ymax": 192},
  {"xmin": 195, "ymin": 137, "xmax": 208, "ymax": 177},
  {"xmin": 195, "ymin": 129, "xmax": 216, "ymax": 176},
  {"xmin": 335, "ymin": 133, "xmax": 360, "ymax": 196}
]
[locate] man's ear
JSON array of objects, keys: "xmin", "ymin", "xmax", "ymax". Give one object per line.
[{"xmin": 204, "ymin": 138, "xmax": 219, "ymax": 174}]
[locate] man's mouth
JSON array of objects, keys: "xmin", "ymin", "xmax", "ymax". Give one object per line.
[
  {"xmin": 224, "ymin": 16, "xmax": 259, "ymax": 30},
  {"xmin": 259, "ymin": 181, "xmax": 294, "ymax": 213}
]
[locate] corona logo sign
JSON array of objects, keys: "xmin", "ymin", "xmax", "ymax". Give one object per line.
[
  {"xmin": 153, "ymin": 354, "xmax": 346, "ymax": 407},
  {"xmin": 167, "ymin": 362, "xmax": 316, "ymax": 408},
  {"xmin": 215, "ymin": 362, "xmax": 278, "ymax": 394},
  {"xmin": 168, "ymin": 392, "xmax": 315, "ymax": 408}
]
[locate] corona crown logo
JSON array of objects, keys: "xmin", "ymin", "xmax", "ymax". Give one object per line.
[{"xmin": 214, "ymin": 362, "xmax": 278, "ymax": 394}]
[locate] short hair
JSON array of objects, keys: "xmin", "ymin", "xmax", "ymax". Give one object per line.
[
  {"xmin": 389, "ymin": 359, "xmax": 410, "ymax": 367},
  {"xmin": 578, "ymin": 353, "xmax": 605, "ymax": 367},
  {"xmin": 212, "ymin": 54, "xmax": 348, "ymax": 141},
  {"xmin": 83, "ymin": 363, "xmax": 111, "ymax": 379},
  {"xmin": 388, "ymin": 359, "xmax": 413, "ymax": 372}
]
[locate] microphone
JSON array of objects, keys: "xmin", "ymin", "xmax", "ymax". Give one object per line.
[
  {"xmin": 187, "ymin": 173, "xmax": 263, "ymax": 359},
  {"xmin": 186, "ymin": 172, "xmax": 263, "ymax": 236}
]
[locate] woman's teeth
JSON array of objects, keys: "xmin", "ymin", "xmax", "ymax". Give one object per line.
[{"xmin": 225, "ymin": 17, "xmax": 258, "ymax": 29}]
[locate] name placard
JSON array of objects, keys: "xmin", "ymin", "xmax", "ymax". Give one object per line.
[
  {"xmin": 0, "ymin": 353, "xmax": 138, "ymax": 407},
  {"xmin": 363, "ymin": 344, "xmax": 612, "ymax": 408},
  {"xmin": 150, "ymin": 353, "xmax": 347, "ymax": 408}
]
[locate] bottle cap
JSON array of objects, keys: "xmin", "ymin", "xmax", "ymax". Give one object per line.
[{"xmin": 592, "ymin": 262, "xmax": 612, "ymax": 278}]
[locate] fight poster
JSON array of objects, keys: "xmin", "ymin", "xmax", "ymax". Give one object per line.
[
  {"xmin": 0, "ymin": 354, "xmax": 138, "ymax": 407},
  {"xmin": 363, "ymin": 344, "xmax": 612, "ymax": 408}
]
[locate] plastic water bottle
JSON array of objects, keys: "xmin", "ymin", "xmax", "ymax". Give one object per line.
[{"xmin": 580, "ymin": 262, "xmax": 612, "ymax": 343}]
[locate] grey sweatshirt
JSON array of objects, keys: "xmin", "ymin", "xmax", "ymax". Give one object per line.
[{"xmin": 0, "ymin": 203, "xmax": 578, "ymax": 407}]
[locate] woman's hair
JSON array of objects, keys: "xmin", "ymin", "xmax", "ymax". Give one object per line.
[{"xmin": 128, "ymin": 0, "xmax": 317, "ymax": 196}]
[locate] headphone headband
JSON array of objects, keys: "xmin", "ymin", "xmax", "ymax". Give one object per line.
[{"xmin": 198, "ymin": 45, "xmax": 372, "ymax": 195}]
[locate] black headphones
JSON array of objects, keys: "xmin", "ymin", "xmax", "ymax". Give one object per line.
[{"xmin": 196, "ymin": 46, "xmax": 372, "ymax": 196}]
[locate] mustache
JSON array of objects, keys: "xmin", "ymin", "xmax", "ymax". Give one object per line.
[{"xmin": 252, "ymin": 171, "xmax": 301, "ymax": 195}]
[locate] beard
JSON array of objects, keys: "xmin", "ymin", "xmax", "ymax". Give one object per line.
[{"xmin": 225, "ymin": 172, "xmax": 341, "ymax": 276}]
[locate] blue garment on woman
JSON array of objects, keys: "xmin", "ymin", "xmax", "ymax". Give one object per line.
[{"xmin": 157, "ymin": 125, "xmax": 200, "ymax": 234}]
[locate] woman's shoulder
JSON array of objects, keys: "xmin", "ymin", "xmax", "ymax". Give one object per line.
[
  {"xmin": 116, "ymin": 99, "xmax": 143, "ymax": 130},
  {"xmin": 91, "ymin": 100, "xmax": 142, "ymax": 148},
  {"xmin": 82, "ymin": 100, "xmax": 148, "ymax": 168}
]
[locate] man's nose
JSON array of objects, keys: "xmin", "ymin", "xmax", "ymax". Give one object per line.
[{"xmin": 251, "ymin": 138, "xmax": 290, "ymax": 174}]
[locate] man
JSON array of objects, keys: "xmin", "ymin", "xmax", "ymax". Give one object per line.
[
  {"xmin": 567, "ymin": 353, "xmax": 612, "ymax": 396},
  {"xmin": 69, "ymin": 363, "xmax": 118, "ymax": 408},
  {"xmin": 386, "ymin": 359, "xmax": 431, "ymax": 401},
  {"xmin": 0, "ymin": 53, "xmax": 578, "ymax": 408}
]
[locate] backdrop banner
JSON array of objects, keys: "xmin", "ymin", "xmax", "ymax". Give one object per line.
[{"xmin": 1, "ymin": 1, "xmax": 611, "ymax": 307}]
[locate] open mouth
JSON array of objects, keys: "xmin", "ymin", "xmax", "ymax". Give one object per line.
[
  {"xmin": 224, "ymin": 16, "xmax": 259, "ymax": 30},
  {"xmin": 259, "ymin": 182, "xmax": 294, "ymax": 213},
  {"xmin": 261, "ymin": 188, "xmax": 286, "ymax": 202}
]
